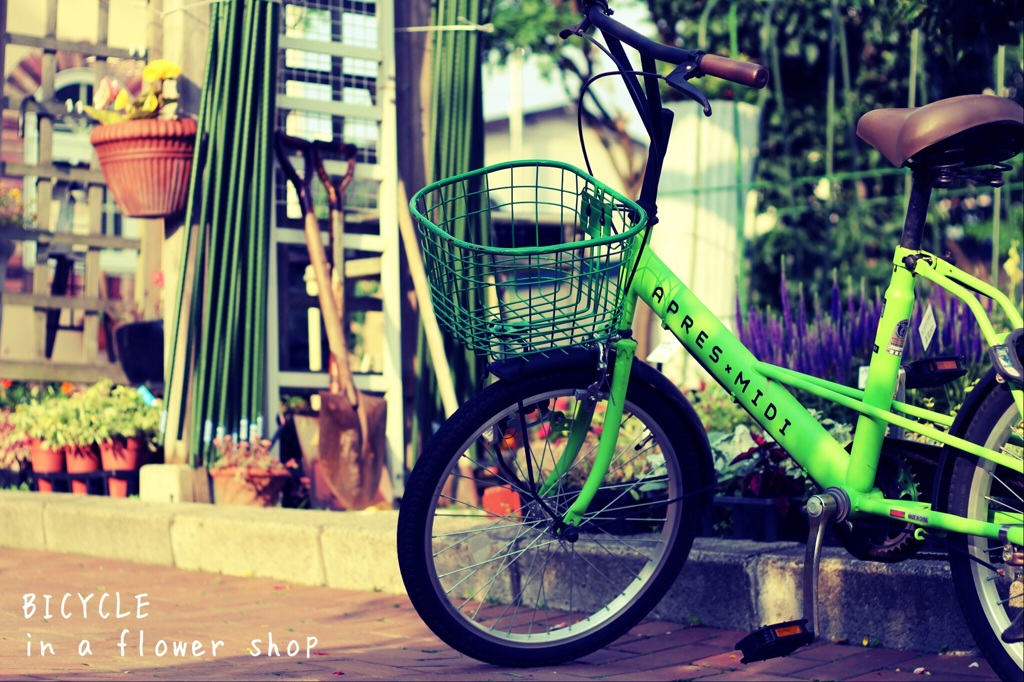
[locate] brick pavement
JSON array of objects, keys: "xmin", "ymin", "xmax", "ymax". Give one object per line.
[{"xmin": 0, "ymin": 548, "xmax": 998, "ymax": 681}]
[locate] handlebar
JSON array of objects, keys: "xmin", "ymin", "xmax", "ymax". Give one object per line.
[
  {"xmin": 578, "ymin": 2, "xmax": 769, "ymax": 90},
  {"xmin": 698, "ymin": 54, "xmax": 769, "ymax": 90}
]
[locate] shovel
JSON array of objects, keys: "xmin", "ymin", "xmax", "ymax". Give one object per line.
[
  {"xmin": 313, "ymin": 140, "xmax": 387, "ymax": 510},
  {"xmin": 274, "ymin": 134, "xmax": 385, "ymax": 510}
]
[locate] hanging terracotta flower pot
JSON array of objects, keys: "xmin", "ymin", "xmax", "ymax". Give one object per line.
[
  {"xmin": 100, "ymin": 436, "xmax": 148, "ymax": 497},
  {"xmin": 65, "ymin": 444, "xmax": 101, "ymax": 495},
  {"xmin": 90, "ymin": 118, "xmax": 196, "ymax": 219},
  {"xmin": 29, "ymin": 439, "xmax": 65, "ymax": 493}
]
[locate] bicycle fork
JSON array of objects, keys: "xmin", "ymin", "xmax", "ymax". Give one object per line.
[{"xmin": 561, "ymin": 336, "xmax": 637, "ymax": 531}]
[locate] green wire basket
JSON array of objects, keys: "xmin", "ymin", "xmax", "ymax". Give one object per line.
[{"xmin": 410, "ymin": 160, "xmax": 648, "ymax": 360}]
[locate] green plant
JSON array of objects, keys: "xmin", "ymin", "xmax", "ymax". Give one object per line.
[
  {"xmin": 7, "ymin": 381, "xmax": 161, "ymax": 450},
  {"xmin": 689, "ymin": 382, "xmax": 758, "ymax": 433},
  {"xmin": 0, "ymin": 380, "xmax": 70, "ymax": 411},
  {"xmin": 710, "ymin": 414, "xmax": 851, "ymax": 499},
  {"xmin": 10, "ymin": 397, "xmax": 69, "ymax": 449},
  {"xmin": 83, "ymin": 59, "xmax": 182, "ymax": 125},
  {"xmin": 106, "ymin": 383, "xmax": 161, "ymax": 441},
  {"xmin": 537, "ymin": 399, "xmax": 662, "ymax": 489}
]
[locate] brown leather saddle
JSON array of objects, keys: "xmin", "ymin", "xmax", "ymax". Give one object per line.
[{"xmin": 857, "ymin": 94, "xmax": 1024, "ymax": 169}]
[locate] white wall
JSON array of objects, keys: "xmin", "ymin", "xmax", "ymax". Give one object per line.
[{"xmin": 650, "ymin": 100, "xmax": 761, "ymax": 387}]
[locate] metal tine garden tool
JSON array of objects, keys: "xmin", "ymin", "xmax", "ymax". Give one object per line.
[
  {"xmin": 273, "ymin": 133, "xmax": 383, "ymax": 510},
  {"xmin": 312, "ymin": 140, "xmax": 387, "ymax": 510}
]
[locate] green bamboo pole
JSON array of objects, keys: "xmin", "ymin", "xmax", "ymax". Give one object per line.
[
  {"xmin": 187, "ymin": 3, "xmax": 227, "ymax": 453},
  {"xmin": 825, "ymin": 0, "xmax": 836, "ymax": 186},
  {"xmin": 238, "ymin": 1, "xmax": 274, "ymax": 433},
  {"xmin": 253, "ymin": 3, "xmax": 278, "ymax": 428},
  {"xmin": 195, "ymin": 0, "xmax": 246, "ymax": 461},
  {"xmin": 238, "ymin": 5, "xmax": 261, "ymax": 434},
  {"xmin": 415, "ymin": 0, "xmax": 487, "ymax": 457},
  {"xmin": 991, "ymin": 44, "xmax": 1005, "ymax": 287},
  {"xmin": 187, "ymin": 3, "xmax": 234, "ymax": 463},
  {"xmin": 165, "ymin": 0, "xmax": 218, "ymax": 448},
  {"xmin": 728, "ymin": 3, "xmax": 747, "ymax": 311},
  {"xmin": 215, "ymin": 0, "xmax": 259, "ymax": 438}
]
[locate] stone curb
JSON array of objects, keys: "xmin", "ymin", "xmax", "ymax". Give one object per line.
[{"xmin": 0, "ymin": 490, "xmax": 976, "ymax": 655}]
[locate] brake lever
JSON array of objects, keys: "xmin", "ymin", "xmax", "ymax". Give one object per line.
[
  {"xmin": 666, "ymin": 61, "xmax": 712, "ymax": 116},
  {"xmin": 559, "ymin": 16, "xmax": 592, "ymax": 39}
]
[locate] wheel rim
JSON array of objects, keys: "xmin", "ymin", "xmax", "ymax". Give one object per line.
[
  {"xmin": 964, "ymin": 403, "xmax": 1023, "ymax": 670},
  {"xmin": 422, "ymin": 387, "xmax": 685, "ymax": 650}
]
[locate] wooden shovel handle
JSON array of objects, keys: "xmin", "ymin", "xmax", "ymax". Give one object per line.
[
  {"xmin": 303, "ymin": 212, "xmax": 348, "ymax": 376},
  {"xmin": 277, "ymin": 133, "xmax": 359, "ymax": 408},
  {"xmin": 329, "ymin": 208, "xmax": 358, "ymax": 406},
  {"xmin": 310, "ymin": 141, "xmax": 360, "ymax": 406}
]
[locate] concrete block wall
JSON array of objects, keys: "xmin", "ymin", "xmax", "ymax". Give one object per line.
[{"xmin": 0, "ymin": 490, "xmax": 977, "ymax": 655}]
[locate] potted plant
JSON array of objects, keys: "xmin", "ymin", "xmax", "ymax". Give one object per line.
[
  {"xmin": 208, "ymin": 435, "xmax": 295, "ymax": 507},
  {"xmin": 58, "ymin": 393, "xmax": 104, "ymax": 495},
  {"xmin": 10, "ymin": 399, "xmax": 68, "ymax": 493},
  {"xmin": 104, "ymin": 274, "xmax": 166, "ymax": 387},
  {"xmin": 82, "ymin": 380, "xmax": 158, "ymax": 497},
  {"xmin": 709, "ymin": 426, "xmax": 810, "ymax": 541},
  {"xmin": 705, "ymin": 413, "xmax": 850, "ymax": 542},
  {"xmin": 84, "ymin": 59, "xmax": 195, "ymax": 219},
  {"xmin": 0, "ymin": 408, "xmax": 30, "ymax": 490}
]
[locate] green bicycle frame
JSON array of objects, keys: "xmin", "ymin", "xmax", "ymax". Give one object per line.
[{"xmin": 563, "ymin": 241, "xmax": 1023, "ymax": 546}]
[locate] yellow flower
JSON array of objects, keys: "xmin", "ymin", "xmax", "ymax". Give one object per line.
[
  {"xmin": 1004, "ymin": 241, "xmax": 1022, "ymax": 287},
  {"xmin": 113, "ymin": 89, "xmax": 133, "ymax": 112},
  {"xmin": 84, "ymin": 59, "xmax": 182, "ymax": 125},
  {"xmin": 139, "ymin": 92, "xmax": 159, "ymax": 114},
  {"xmin": 143, "ymin": 58, "xmax": 182, "ymax": 83}
]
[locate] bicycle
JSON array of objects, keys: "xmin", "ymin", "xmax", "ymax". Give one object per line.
[{"xmin": 396, "ymin": 2, "xmax": 1024, "ymax": 679}]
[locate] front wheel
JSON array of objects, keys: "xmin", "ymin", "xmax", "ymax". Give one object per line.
[
  {"xmin": 397, "ymin": 366, "xmax": 709, "ymax": 667},
  {"xmin": 945, "ymin": 376, "xmax": 1023, "ymax": 682}
]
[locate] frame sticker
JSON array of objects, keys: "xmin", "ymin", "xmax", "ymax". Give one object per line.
[
  {"xmin": 919, "ymin": 303, "xmax": 936, "ymax": 352},
  {"xmin": 886, "ymin": 319, "xmax": 909, "ymax": 356}
]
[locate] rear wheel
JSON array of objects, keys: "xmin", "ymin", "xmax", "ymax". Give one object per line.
[
  {"xmin": 945, "ymin": 378, "xmax": 1023, "ymax": 682},
  {"xmin": 396, "ymin": 367, "xmax": 707, "ymax": 667}
]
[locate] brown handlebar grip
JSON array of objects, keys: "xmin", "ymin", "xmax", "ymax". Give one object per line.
[{"xmin": 700, "ymin": 54, "xmax": 769, "ymax": 89}]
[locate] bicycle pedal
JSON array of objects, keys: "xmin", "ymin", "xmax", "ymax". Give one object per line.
[
  {"xmin": 735, "ymin": 619, "xmax": 814, "ymax": 664},
  {"xmin": 902, "ymin": 355, "xmax": 966, "ymax": 389}
]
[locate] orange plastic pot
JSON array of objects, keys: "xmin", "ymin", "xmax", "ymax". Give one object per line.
[
  {"xmin": 482, "ymin": 485, "xmax": 522, "ymax": 519},
  {"xmin": 29, "ymin": 439, "xmax": 64, "ymax": 493},
  {"xmin": 65, "ymin": 444, "xmax": 101, "ymax": 495},
  {"xmin": 100, "ymin": 437, "xmax": 148, "ymax": 497}
]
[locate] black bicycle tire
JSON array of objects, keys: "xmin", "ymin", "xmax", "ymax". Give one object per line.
[
  {"xmin": 396, "ymin": 366, "xmax": 707, "ymax": 667},
  {"xmin": 945, "ymin": 377, "xmax": 1023, "ymax": 682}
]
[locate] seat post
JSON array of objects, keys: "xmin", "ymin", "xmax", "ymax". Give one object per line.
[{"xmin": 900, "ymin": 169, "xmax": 935, "ymax": 251}]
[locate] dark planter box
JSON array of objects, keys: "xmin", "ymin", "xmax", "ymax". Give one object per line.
[
  {"xmin": 703, "ymin": 495, "xmax": 808, "ymax": 542},
  {"xmin": 115, "ymin": 320, "xmax": 164, "ymax": 386},
  {"xmin": 581, "ymin": 488, "xmax": 665, "ymax": 536}
]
